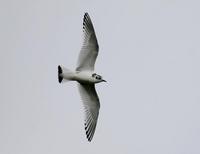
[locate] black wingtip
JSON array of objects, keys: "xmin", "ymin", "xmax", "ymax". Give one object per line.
[
  {"xmin": 84, "ymin": 12, "xmax": 90, "ymax": 20},
  {"xmin": 58, "ymin": 65, "xmax": 63, "ymax": 83}
]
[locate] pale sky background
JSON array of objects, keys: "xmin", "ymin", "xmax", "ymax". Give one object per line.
[{"xmin": 1, "ymin": 0, "xmax": 200, "ymax": 153}]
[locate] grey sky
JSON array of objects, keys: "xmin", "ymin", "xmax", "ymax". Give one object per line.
[{"xmin": 1, "ymin": 0, "xmax": 200, "ymax": 153}]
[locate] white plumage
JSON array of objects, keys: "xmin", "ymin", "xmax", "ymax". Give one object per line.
[{"xmin": 58, "ymin": 13, "xmax": 106, "ymax": 142}]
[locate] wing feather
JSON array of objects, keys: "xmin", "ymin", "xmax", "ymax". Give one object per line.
[
  {"xmin": 76, "ymin": 13, "xmax": 99, "ymax": 71},
  {"xmin": 78, "ymin": 83, "xmax": 100, "ymax": 142}
]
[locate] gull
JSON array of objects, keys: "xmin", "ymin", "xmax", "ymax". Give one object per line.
[{"xmin": 58, "ymin": 13, "xmax": 106, "ymax": 142}]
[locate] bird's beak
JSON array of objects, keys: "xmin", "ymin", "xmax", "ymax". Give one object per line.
[{"xmin": 102, "ymin": 80, "xmax": 107, "ymax": 82}]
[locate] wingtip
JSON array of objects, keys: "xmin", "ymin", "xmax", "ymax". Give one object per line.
[
  {"xmin": 84, "ymin": 12, "xmax": 90, "ymax": 19},
  {"xmin": 84, "ymin": 122, "xmax": 94, "ymax": 142}
]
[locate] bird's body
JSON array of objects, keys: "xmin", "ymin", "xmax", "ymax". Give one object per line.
[
  {"xmin": 61, "ymin": 70, "xmax": 103, "ymax": 84},
  {"xmin": 58, "ymin": 13, "xmax": 105, "ymax": 142}
]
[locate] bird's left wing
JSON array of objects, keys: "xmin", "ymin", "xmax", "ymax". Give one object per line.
[
  {"xmin": 76, "ymin": 13, "xmax": 99, "ymax": 71},
  {"xmin": 78, "ymin": 83, "xmax": 100, "ymax": 141}
]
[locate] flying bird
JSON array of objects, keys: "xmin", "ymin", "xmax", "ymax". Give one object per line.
[{"xmin": 58, "ymin": 13, "xmax": 106, "ymax": 142}]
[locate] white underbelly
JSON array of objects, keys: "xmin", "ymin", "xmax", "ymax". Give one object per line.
[{"xmin": 74, "ymin": 71, "xmax": 93, "ymax": 83}]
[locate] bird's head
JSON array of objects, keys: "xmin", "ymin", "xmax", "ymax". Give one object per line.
[{"xmin": 92, "ymin": 73, "xmax": 106, "ymax": 83}]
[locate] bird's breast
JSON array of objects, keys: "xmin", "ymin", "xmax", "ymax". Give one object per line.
[{"xmin": 74, "ymin": 71, "xmax": 94, "ymax": 84}]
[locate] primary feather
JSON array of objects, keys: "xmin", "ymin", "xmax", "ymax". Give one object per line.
[
  {"xmin": 78, "ymin": 83, "xmax": 100, "ymax": 141},
  {"xmin": 76, "ymin": 13, "xmax": 99, "ymax": 71}
]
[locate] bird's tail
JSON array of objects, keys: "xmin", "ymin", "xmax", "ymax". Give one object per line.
[{"xmin": 58, "ymin": 65, "xmax": 74, "ymax": 83}]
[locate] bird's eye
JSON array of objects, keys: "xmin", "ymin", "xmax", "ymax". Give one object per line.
[{"xmin": 95, "ymin": 75, "xmax": 102, "ymax": 80}]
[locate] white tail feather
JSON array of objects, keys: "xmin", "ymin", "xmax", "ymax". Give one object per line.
[{"xmin": 58, "ymin": 65, "xmax": 74, "ymax": 83}]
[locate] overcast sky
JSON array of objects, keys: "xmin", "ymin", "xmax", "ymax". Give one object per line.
[{"xmin": 1, "ymin": 0, "xmax": 200, "ymax": 153}]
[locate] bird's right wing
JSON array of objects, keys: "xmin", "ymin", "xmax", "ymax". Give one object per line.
[
  {"xmin": 78, "ymin": 83, "xmax": 100, "ymax": 142},
  {"xmin": 76, "ymin": 13, "xmax": 99, "ymax": 72}
]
